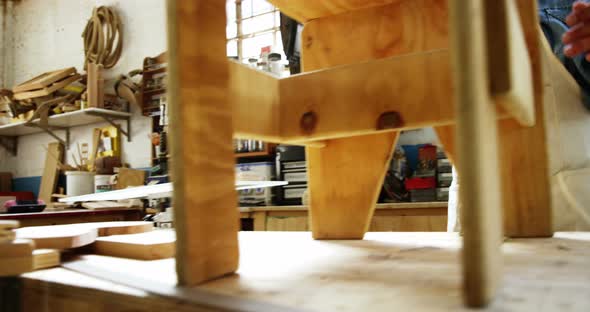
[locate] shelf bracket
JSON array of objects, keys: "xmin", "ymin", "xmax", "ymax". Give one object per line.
[
  {"xmin": 0, "ymin": 136, "xmax": 18, "ymax": 156},
  {"xmin": 85, "ymin": 111, "xmax": 131, "ymax": 142},
  {"xmin": 25, "ymin": 124, "xmax": 70, "ymax": 148}
]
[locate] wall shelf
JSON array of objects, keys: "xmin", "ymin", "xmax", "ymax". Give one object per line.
[{"xmin": 0, "ymin": 108, "xmax": 132, "ymax": 156}]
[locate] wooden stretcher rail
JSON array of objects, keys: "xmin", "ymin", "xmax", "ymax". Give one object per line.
[{"xmin": 232, "ymin": 50, "xmax": 514, "ymax": 144}]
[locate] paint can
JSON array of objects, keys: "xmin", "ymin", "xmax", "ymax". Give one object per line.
[
  {"xmin": 95, "ymin": 174, "xmax": 114, "ymax": 193},
  {"xmin": 65, "ymin": 171, "xmax": 95, "ymax": 196}
]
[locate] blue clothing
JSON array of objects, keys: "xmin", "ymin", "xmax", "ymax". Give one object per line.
[{"xmin": 539, "ymin": 0, "xmax": 590, "ymax": 110}]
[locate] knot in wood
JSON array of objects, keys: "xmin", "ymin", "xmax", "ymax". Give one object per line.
[
  {"xmin": 300, "ymin": 111, "xmax": 318, "ymax": 134},
  {"xmin": 376, "ymin": 111, "xmax": 403, "ymax": 130}
]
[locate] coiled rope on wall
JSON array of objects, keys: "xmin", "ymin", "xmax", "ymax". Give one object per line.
[{"xmin": 82, "ymin": 6, "xmax": 123, "ymax": 69}]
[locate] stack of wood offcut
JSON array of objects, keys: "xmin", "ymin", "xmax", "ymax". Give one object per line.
[
  {"xmin": 0, "ymin": 220, "xmax": 60, "ymax": 277},
  {"xmin": 2, "ymin": 67, "xmax": 85, "ymax": 124}
]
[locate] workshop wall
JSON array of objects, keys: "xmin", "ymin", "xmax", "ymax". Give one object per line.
[
  {"xmin": 0, "ymin": 0, "xmax": 167, "ymax": 177},
  {"xmin": 0, "ymin": 1, "xmax": 15, "ymax": 88}
]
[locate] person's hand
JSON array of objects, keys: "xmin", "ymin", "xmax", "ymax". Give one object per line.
[{"xmin": 563, "ymin": 1, "xmax": 590, "ymax": 61}]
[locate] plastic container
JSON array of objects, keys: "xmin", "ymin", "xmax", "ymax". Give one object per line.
[
  {"xmin": 65, "ymin": 171, "xmax": 95, "ymax": 196},
  {"xmin": 95, "ymin": 174, "xmax": 114, "ymax": 193}
]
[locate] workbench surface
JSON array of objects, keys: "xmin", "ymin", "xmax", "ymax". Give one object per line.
[
  {"xmin": 239, "ymin": 201, "xmax": 447, "ymax": 212},
  {"xmin": 20, "ymin": 231, "xmax": 590, "ymax": 311},
  {"xmin": 0, "ymin": 207, "xmax": 142, "ymax": 227}
]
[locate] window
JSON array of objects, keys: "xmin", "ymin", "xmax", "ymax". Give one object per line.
[{"xmin": 226, "ymin": 0, "xmax": 286, "ymax": 63}]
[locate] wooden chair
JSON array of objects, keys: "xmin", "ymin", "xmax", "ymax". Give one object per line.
[{"xmin": 166, "ymin": 0, "xmax": 590, "ymax": 307}]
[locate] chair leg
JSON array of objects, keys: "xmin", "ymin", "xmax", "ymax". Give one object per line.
[
  {"xmin": 307, "ymin": 132, "xmax": 399, "ymax": 239},
  {"xmin": 167, "ymin": 0, "xmax": 240, "ymax": 286},
  {"xmin": 450, "ymin": 0, "xmax": 503, "ymax": 306}
]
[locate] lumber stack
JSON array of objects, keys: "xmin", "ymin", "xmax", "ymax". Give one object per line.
[
  {"xmin": 0, "ymin": 221, "xmax": 34, "ymax": 277},
  {"xmin": 0, "ymin": 68, "xmax": 84, "ymax": 125}
]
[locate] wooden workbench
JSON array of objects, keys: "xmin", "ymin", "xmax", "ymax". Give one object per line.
[
  {"xmin": 240, "ymin": 202, "xmax": 448, "ymax": 232},
  {"xmin": 16, "ymin": 231, "xmax": 590, "ymax": 311},
  {"xmin": 0, "ymin": 208, "xmax": 143, "ymax": 227}
]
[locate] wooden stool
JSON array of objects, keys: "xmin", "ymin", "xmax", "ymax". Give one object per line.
[{"xmin": 166, "ymin": 0, "xmax": 590, "ymax": 307}]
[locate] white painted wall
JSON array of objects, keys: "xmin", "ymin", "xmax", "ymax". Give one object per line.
[
  {"xmin": 0, "ymin": 0, "xmax": 167, "ymax": 177},
  {"xmin": 1, "ymin": 1, "xmax": 15, "ymax": 89}
]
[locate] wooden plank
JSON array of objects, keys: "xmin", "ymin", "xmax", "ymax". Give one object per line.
[
  {"xmin": 280, "ymin": 50, "xmax": 458, "ymax": 142},
  {"xmin": 369, "ymin": 215, "xmax": 447, "ymax": 231},
  {"xmin": 86, "ymin": 221, "xmax": 153, "ymax": 236},
  {"xmin": 167, "ymin": 0, "xmax": 240, "ymax": 285},
  {"xmin": 13, "ymin": 74, "xmax": 81, "ymax": 100},
  {"xmin": 12, "ymin": 67, "xmax": 76, "ymax": 93},
  {"xmin": 498, "ymin": 0, "xmax": 552, "ymax": 238},
  {"xmin": 15, "ymin": 225, "xmax": 98, "ymax": 249},
  {"xmin": 300, "ymin": 0, "xmax": 448, "ymax": 71},
  {"xmin": 450, "ymin": 0, "xmax": 503, "ymax": 306},
  {"xmin": 252, "ymin": 211, "xmax": 267, "ymax": 231},
  {"xmin": 0, "ymin": 230, "xmax": 15, "ymax": 242},
  {"xmin": 38, "ymin": 142, "xmax": 64, "ymax": 206},
  {"xmin": 0, "ymin": 255, "xmax": 33, "ymax": 277},
  {"xmin": 0, "ymin": 220, "xmax": 19, "ymax": 231},
  {"xmin": 94, "ymin": 231, "xmax": 175, "ymax": 260},
  {"xmin": 87, "ymin": 63, "xmax": 104, "ymax": 108},
  {"xmin": 116, "ymin": 168, "xmax": 146, "ymax": 190},
  {"xmin": 266, "ymin": 216, "xmax": 309, "ymax": 231},
  {"xmin": 14, "ymin": 222, "xmax": 152, "ymax": 249},
  {"xmin": 296, "ymin": 1, "xmax": 443, "ymax": 240},
  {"xmin": 485, "ymin": 0, "xmax": 534, "ymax": 126},
  {"xmin": 0, "ymin": 239, "xmax": 34, "ymax": 258},
  {"xmin": 229, "ymin": 61, "xmax": 281, "ymax": 142},
  {"xmin": 307, "ymin": 132, "xmax": 399, "ymax": 239},
  {"xmin": 33, "ymin": 249, "xmax": 60, "ymax": 270},
  {"xmin": 30, "ymin": 232, "xmax": 590, "ymax": 312},
  {"xmin": 267, "ymin": 0, "xmax": 402, "ymax": 23}
]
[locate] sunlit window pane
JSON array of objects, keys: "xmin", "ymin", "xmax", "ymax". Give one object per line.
[
  {"xmin": 242, "ymin": 12, "xmax": 275, "ymax": 35},
  {"xmin": 227, "ymin": 20, "xmax": 237, "ymax": 38},
  {"xmin": 242, "ymin": 32, "xmax": 274, "ymax": 59},
  {"xmin": 226, "ymin": 1, "xmax": 236, "ymax": 21},
  {"xmin": 227, "ymin": 39, "xmax": 238, "ymax": 57},
  {"xmin": 251, "ymin": 0, "xmax": 274, "ymax": 16}
]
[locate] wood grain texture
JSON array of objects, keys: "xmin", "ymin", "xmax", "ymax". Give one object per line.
[
  {"xmin": 13, "ymin": 74, "xmax": 81, "ymax": 100},
  {"xmin": 14, "ymin": 222, "xmax": 151, "ymax": 250},
  {"xmin": 301, "ymin": 0, "xmax": 448, "ymax": 71},
  {"xmin": 0, "ymin": 239, "xmax": 34, "ymax": 258},
  {"xmin": 39, "ymin": 142, "xmax": 64, "ymax": 206},
  {"xmin": 0, "ymin": 220, "xmax": 19, "ymax": 230},
  {"xmin": 450, "ymin": 0, "xmax": 503, "ymax": 306},
  {"xmin": 167, "ymin": 0, "xmax": 240, "ymax": 285},
  {"xmin": 0, "ymin": 255, "xmax": 33, "ymax": 277},
  {"xmin": 306, "ymin": 132, "xmax": 399, "ymax": 239},
  {"xmin": 297, "ymin": 1, "xmax": 445, "ymax": 240},
  {"xmin": 94, "ymin": 231, "xmax": 175, "ymax": 260},
  {"xmin": 230, "ymin": 61, "xmax": 281, "ymax": 142},
  {"xmin": 498, "ymin": 0, "xmax": 552, "ymax": 238},
  {"xmin": 280, "ymin": 50, "xmax": 457, "ymax": 142},
  {"xmin": 485, "ymin": 0, "xmax": 534, "ymax": 126},
  {"xmin": 12, "ymin": 67, "xmax": 76, "ymax": 93},
  {"xmin": 252, "ymin": 211, "xmax": 267, "ymax": 231},
  {"xmin": 267, "ymin": 0, "xmax": 402, "ymax": 23},
  {"xmin": 15, "ymin": 225, "xmax": 98, "ymax": 249},
  {"xmin": 86, "ymin": 221, "xmax": 153, "ymax": 236},
  {"xmin": 116, "ymin": 168, "xmax": 146, "ymax": 190},
  {"xmin": 33, "ymin": 249, "xmax": 60, "ymax": 270},
  {"xmin": 369, "ymin": 215, "xmax": 447, "ymax": 231},
  {"xmin": 24, "ymin": 232, "xmax": 590, "ymax": 312}
]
